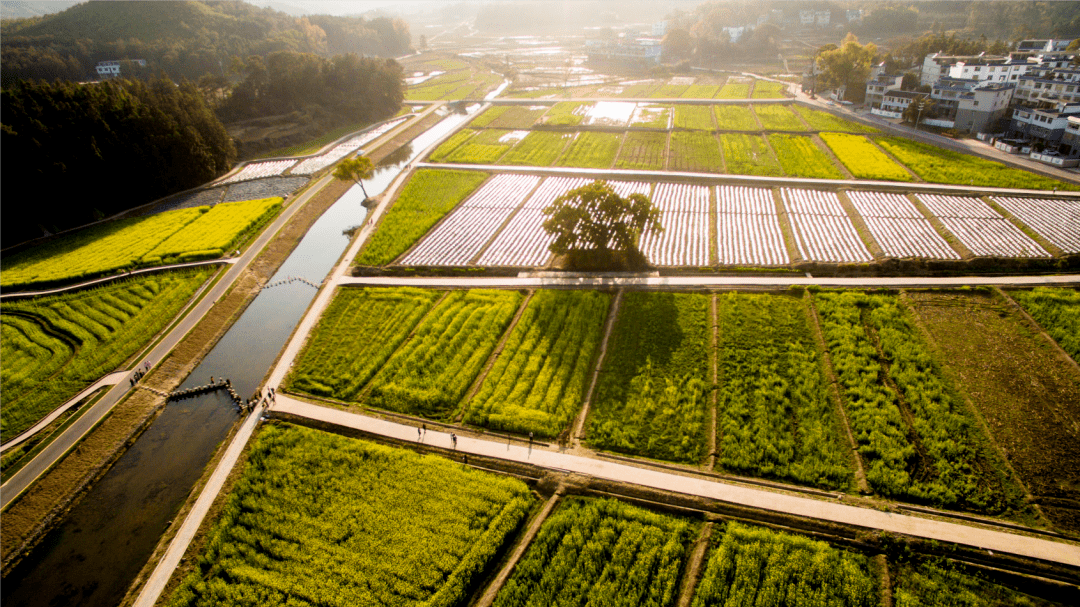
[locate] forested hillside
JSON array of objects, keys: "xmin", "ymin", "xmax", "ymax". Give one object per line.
[
  {"xmin": 0, "ymin": 78, "xmax": 236, "ymax": 246},
  {"xmin": 0, "ymin": 0, "xmax": 412, "ymax": 86}
]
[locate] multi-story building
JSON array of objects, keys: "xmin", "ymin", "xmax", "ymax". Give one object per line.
[
  {"xmin": 927, "ymin": 77, "xmax": 1015, "ymax": 132},
  {"xmin": 865, "ymin": 74, "xmax": 903, "ymax": 109},
  {"xmin": 1058, "ymin": 115, "xmax": 1080, "ymax": 157},
  {"xmin": 947, "ymin": 57, "xmax": 1030, "ymax": 83},
  {"xmin": 1007, "ymin": 101, "xmax": 1080, "ymax": 150},
  {"xmin": 95, "ymin": 59, "xmax": 147, "ymax": 79},
  {"xmin": 1013, "ymin": 65, "xmax": 1080, "ymax": 106},
  {"xmin": 875, "ymin": 90, "xmax": 929, "ymax": 118}
]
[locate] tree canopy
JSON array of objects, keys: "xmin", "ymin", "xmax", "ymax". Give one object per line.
[
  {"xmin": 542, "ymin": 180, "xmax": 662, "ymax": 269},
  {"xmin": 1, "ymin": 77, "xmax": 235, "ymax": 246},
  {"xmin": 333, "ymin": 156, "xmax": 375, "ymax": 199},
  {"xmin": 816, "ymin": 34, "xmax": 877, "ymax": 103}
]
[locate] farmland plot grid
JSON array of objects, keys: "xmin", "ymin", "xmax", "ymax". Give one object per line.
[
  {"xmin": 642, "ymin": 182, "xmax": 710, "ymax": 266},
  {"xmin": 479, "ymin": 177, "xmax": 590, "ymax": 266},
  {"xmin": 716, "ymin": 186, "xmax": 789, "ymax": 265},
  {"xmin": 847, "ymin": 191, "xmax": 959, "ymax": 260},
  {"xmin": 217, "ymin": 159, "xmax": 296, "ymax": 185},
  {"xmin": 916, "ymin": 194, "xmax": 1049, "ymax": 258},
  {"xmin": 782, "ymin": 188, "xmax": 874, "ymax": 262},
  {"xmin": 401, "ymin": 174, "xmax": 540, "ymax": 266},
  {"xmin": 990, "ymin": 197, "xmax": 1080, "ymax": 253}
]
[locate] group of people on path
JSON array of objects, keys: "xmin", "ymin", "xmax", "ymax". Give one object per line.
[{"xmin": 129, "ymin": 361, "xmax": 152, "ymax": 386}]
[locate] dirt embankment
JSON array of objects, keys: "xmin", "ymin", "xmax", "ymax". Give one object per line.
[{"xmin": 0, "ymin": 176, "xmax": 354, "ymax": 570}]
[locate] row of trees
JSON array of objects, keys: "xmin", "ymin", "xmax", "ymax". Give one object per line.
[{"xmin": 1, "ymin": 78, "xmax": 236, "ymax": 246}]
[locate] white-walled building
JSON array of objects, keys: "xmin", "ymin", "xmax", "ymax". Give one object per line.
[{"xmin": 95, "ymin": 59, "xmax": 147, "ymax": 79}]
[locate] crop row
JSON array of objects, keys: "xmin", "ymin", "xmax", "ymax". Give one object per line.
[
  {"xmin": 782, "ymin": 189, "xmax": 873, "ymax": 263},
  {"xmin": 716, "ymin": 293, "xmax": 853, "ymax": 488},
  {"xmin": 1, "ymin": 268, "xmax": 213, "ymax": 441},
  {"xmin": 820, "ymin": 132, "xmax": 914, "ymax": 182},
  {"xmin": 1009, "ymin": 287, "xmax": 1080, "ymax": 363},
  {"xmin": 167, "ymin": 424, "xmax": 534, "ymax": 607},
  {"xmin": 289, "ymin": 116, "xmax": 410, "ymax": 175},
  {"xmin": 217, "ymin": 159, "xmax": 294, "ymax": 185},
  {"xmin": 3, "ymin": 198, "xmax": 281, "ymax": 289},
  {"xmin": 717, "ymin": 185, "xmax": 788, "ymax": 266}
]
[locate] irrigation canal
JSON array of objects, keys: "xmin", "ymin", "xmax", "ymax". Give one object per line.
[{"xmin": 1, "ymin": 108, "xmax": 480, "ymax": 607}]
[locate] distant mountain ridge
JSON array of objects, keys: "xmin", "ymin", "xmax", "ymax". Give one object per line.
[{"xmin": 0, "ymin": 1, "xmax": 78, "ymax": 20}]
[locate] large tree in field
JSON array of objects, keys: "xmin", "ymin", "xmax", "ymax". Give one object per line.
[
  {"xmin": 817, "ymin": 33, "xmax": 877, "ymax": 103},
  {"xmin": 333, "ymin": 156, "xmax": 375, "ymax": 199},
  {"xmin": 542, "ymin": 180, "xmax": 662, "ymax": 270}
]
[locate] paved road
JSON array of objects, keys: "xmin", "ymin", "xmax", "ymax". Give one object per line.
[
  {"xmin": 0, "ymin": 168, "xmax": 339, "ymax": 509},
  {"xmin": 413, "ymin": 162, "xmax": 1080, "ymax": 198},
  {"xmin": 268, "ymin": 397, "xmax": 1080, "ymax": 568},
  {"xmin": 0, "ymin": 372, "xmax": 129, "ymax": 454},
  {"xmin": 338, "ymin": 273, "xmax": 1080, "ymax": 290}
]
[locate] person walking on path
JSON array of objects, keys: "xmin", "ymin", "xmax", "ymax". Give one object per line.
[
  {"xmin": 418, "ymin": 427, "xmax": 422, "ymax": 441},
  {"xmin": 422, "ymin": 424, "xmax": 427, "ymax": 437},
  {"xmin": 451, "ymin": 433, "xmax": 457, "ymax": 449}
]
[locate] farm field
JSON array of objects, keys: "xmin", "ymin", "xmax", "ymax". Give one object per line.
[
  {"xmin": 465, "ymin": 290, "xmax": 611, "ymax": 437},
  {"xmin": 906, "ymin": 289, "xmax": 1080, "ymax": 532},
  {"xmin": 792, "ymin": 105, "xmax": 878, "ymax": 133},
  {"xmin": 691, "ymin": 521, "xmax": 877, "ymax": 607},
  {"xmin": 820, "ymin": 133, "xmax": 913, "ymax": 181},
  {"xmin": 405, "ymin": 67, "xmax": 503, "ymax": 101},
  {"xmin": 768, "ymin": 134, "xmax": 844, "ymax": 179},
  {"xmin": 614, "ymin": 131, "xmax": 668, "ymax": 170},
  {"xmin": 782, "ymin": 188, "xmax": 873, "ymax": 262},
  {"xmin": 716, "ymin": 292, "xmax": 852, "ymax": 489},
  {"xmin": 1, "ymin": 268, "xmax": 213, "ymax": 441},
  {"xmin": 682, "ymin": 84, "xmax": 721, "ymax": 98},
  {"xmin": 477, "ymin": 177, "xmax": 590, "ymax": 267},
  {"xmin": 2, "ymin": 198, "xmax": 279, "ymax": 289},
  {"xmin": 752, "ymin": 104, "xmax": 804, "ymax": 131},
  {"xmin": 365, "ymin": 289, "xmax": 523, "ymax": 419},
  {"xmin": 915, "ymin": 194, "xmax": 1048, "ymax": 258},
  {"xmin": 492, "ymin": 497, "xmax": 696, "ymax": 607},
  {"xmin": 555, "ymin": 131, "xmax": 623, "ymax": 168},
  {"xmin": 588, "ymin": 292, "xmax": 711, "ymax": 464},
  {"xmin": 719, "ymin": 133, "xmax": 782, "ymax": 176},
  {"xmin": 750, "ymin": 80, "xmax": 788, "ymax": 98},
  {"xmin": 716, "ymin": 186, "xmax": 789, "ymax": 265},
  {"xmin": 628, "ymin": 104, "xmax": 671, "ymax": 128},
  {"xmin": 541, "ymin": 101, "xmax": 590, "ymax": 126},
  {"xmin": 715, "ymin": 81, "xmax": 750, "ymax": 99},
  {"xmin": 168, "ymin": 423, "xmax": 534, "ymax": 607},
  {"xmin": 474, "ymin": 105, "xmax": 549, "ymax": 129},
  {"xmin": 877, "ymin": 137, "xmax": 1077, "ymax": 191},
  {"xmin": 439, "ymin": 129, "xmax": 523, "ymax": 164},
  {"xmin": 286, "ymin": 287, "xmax": 441, "ymax": 401},
  {"xmin": 713, "ymin": 105, "xmax": 758, "ymax": 131},
  {"xmin": 673, "ymin": 105, "xmax": 716, "ymax": 130},
  {"xmin": 499, "ymin": 130, "xmax": 572, "ymax": 166},
  {"xmin": 668, "ymin": 131, "xmax": 724, "ymax": 172},
  {"xmin": 640, "ymin": 183, "xmax": 711, "ymax": 266},
  {"xmin": 892, "ymin": 556, "xmax": 1067, "ymax": 606},
  {"xmin": 401, "ymin": 174, "xmax": 540, "ymax": 266},
  {"xmin": 847, "ymin": 191, "xmax": 959, "ymax": 260},
  {"xmin": 354, "ymin": 169, "xmax": 488, "ymax": 267},
  {"xmin": 1008, "ymin": 287, "xmax": 1080, "ymax": 362},
  {"xmin": 428, "ymin": 129, "xmax": 478, "ymax": 162},
  {"xmin": 649, "ymin": 84, "xmax": 689, "ymax": 98},
  {"xmin": 991, "ymin": 196, "xmax": 1080, "ymax": 253},
  {"xmin": 814, "ymin": 290, "xmax": 1026, "ymax": 513}
]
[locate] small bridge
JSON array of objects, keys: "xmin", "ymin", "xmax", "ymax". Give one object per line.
[{"xmin": 262, "ymin": 275, "xmax": 320, "ymax": 290}]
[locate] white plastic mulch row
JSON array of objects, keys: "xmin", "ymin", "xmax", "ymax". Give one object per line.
[
  {"xmin": 477, "ymin": 209, "xmax": 553, "ymax": 266},
  {"xmin": 521, "ymin": 177, "xmax": 591, "ymax": 209},
  {"xmin": 718, "ymin": 213, "xmax": 789, "ymax": 265},
  {"xmin": 782, "ymin": 189, "xmax": 873, "ymax": 263},
  {"xmin": 717, "ymin": 185, "xmax": 774, "ymax": 214},
  {"xmin": 716, "ymin": 186, "xmax": 788, "ymax": 265},
  {"xmin": 218, "ymin": 159, "xmax": 296, "ymax": 185},
  {"xmin": 847, "ymin": 191, "xmax": 957, "ymax": 259},
  {"xmin": 400, "ymin": 174, "xmax": 540, "ymax": 266},
  {"xmin": 640, "ymin": 212, "xmax": 710, "ymax": 266},
  {"xmin": 652, "ymin": 183, "xmax": 709, "ymax": 213},
  {"xmin": 991, "ymin": 197, "xmax": 1080, "ymax": 253},
  {"xmin": 936, "ymin": 217, "xmax": 1050, "ymax": 258},
  {"xmin": 916, "ymin": 194, "xmax": 1001, "ymax": 219},
  {"xmin": 863, "ymin": 217, "xmax": 960, "ymax": 260},
  {"xmin": 290, "ymin": 116, "xmax": 409, "ymax": 175},
  {"xmin": 846, "ymin": 191, "xmax": 923, "ymax": 218}
]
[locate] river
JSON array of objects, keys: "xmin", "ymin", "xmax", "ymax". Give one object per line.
[{"xmin": 1, "ymin": 107, "xmax": 478, "ymax": 607}]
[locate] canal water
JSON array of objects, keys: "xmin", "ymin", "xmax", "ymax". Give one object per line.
[{"xmin": 2, "ymin": 109, "xmax": 477, "ymax": 607}]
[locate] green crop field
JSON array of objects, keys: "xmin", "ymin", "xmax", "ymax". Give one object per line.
[
  {"xmin": 893, "ymin": 556, "xmax": 1060, "ymax": 606},
  {"xmin": 814, "ymin": 291, "xmax": 1024, "ymax": 512},
  {"xmin": 589, "ymin": 292, "xmax": 711, "ymax": 463},
  {"xmin": 287, "ymin": 287, "xmax": 441, "ymax": 401},
  {"xmin": 469, "ymin": 106, "xmax": 510, "ymax": 127},
  {"xmin": 2, "ymin": 197, "xmax": 276, "ymax": 290},
  {"xmin": 719, "ymin": 133, "xmax": 782, "ymax": 176},
  {"xmin": 629, "ymin": 104, "xmax": 671, "ymax": 128},
  {"xmin": 465, "ymin": 290, "xmax": 610, "ymax": 437},
  {"xmin": 768, "ymin": 134, "xmax": 845, "ymax": 179},
  {"xmin": 615, "ymin": 131, "xmax": 668, "ymax": 170},
  {"xmin": 682, "ymin": 84, "xmax": 721, "ymax": 99},
  {"xmin": 753, "ymin": 104, "xmax": 805, "ymax": 131},
  {"xmin": 500, "ymin": 131, "xmax": 573, "ymax": 166},
  {"xmin": 691, "ymin": 521, "xmax": 877, "ymax": 607},
  {"xmin": 750, "ymin": 80, "xmax": 788, "ymax": 98},
  {"xmin": 716, "ymin": 293, "xmax": 852, "ymax": 489},
  {"xmin": 877, "ymin": 137, "xmax": 1077, "ymax": 190},
  {"xmin": 365, "ymin": 289, "xmax": 523, "ymax": 419},
  {"xmin": 428, "ymin": 129, "xmax": 479, "ymax": 162},
  {"xmin": 792, "ymin": 106, "xmax": 878, "ymax": 133},
  {"xmin": 439, "ymin": 128, "xmax": 520, "ymax": 164},
  {"xmin": 1010, "ymin": 287, "xmax": 1080, "ymax": 362},
  {"xmin": 713, "ymin": 105, "xmax": 759, "ymax": 131},
  {"xmin": 650, "ymin": 84, "xmax": 690, "ymax": 98},
  {"xmin": 715, "ymin": 82, "xmax": 750, "ymax": 99},
  {"xmin": 669, "ymin": 132, "xmax": 724, "ymax": 172},
  {"xmin": 168, "ymin": 424, "xmax": 534, "ymax": 607},
  {"xmin": 142, "ymin": 198, "xmax": 280, "ymax": 264},
  {"xmin": 555, "ymin": 131, "xmax": 623, "ymax": 168},
  {"xmin": 1, "ymin": 268, "xmax": 212, "ymax": 441},
  {"xmin": 541, "ymin": 101, "xmax": 590, "ymax": 126},
  {"xmin": 620, "ymin": 82, "xmax": 661, "ymax": 98},
  {"xmin": 406, "ymin": 69, "xmax": 503, "ymax": 101},
  {"xmin": 492, "ymin": 497, "xmax": 696, "ymax": 607},
  {"xmin": 820, "ymin": 133, "xmax": 913, "ymax": 181},
  {"xmin": 488, "ymin": 105, "xmax": 550, "ymax": 129},
  {"xmin": 355, "ymin": 170, "xmax": 488, "ymax": 266},
  {"xmin": 673, "ymin": 105, "xmax": 716, "ymax": 130}
]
